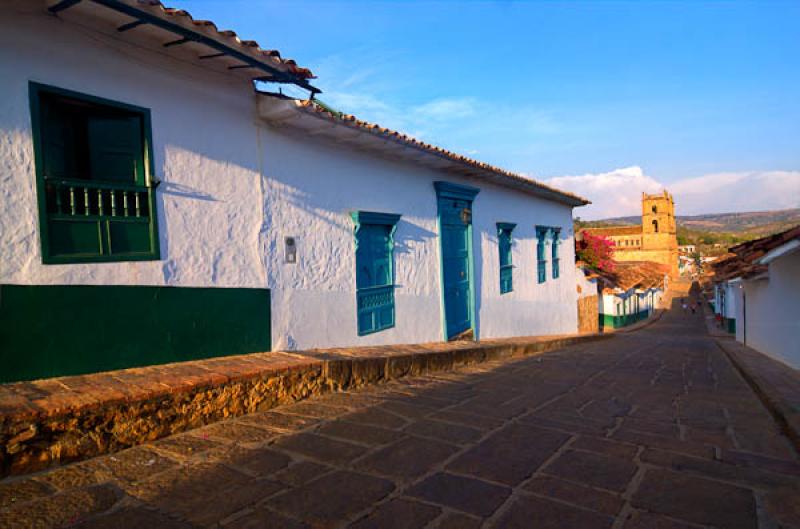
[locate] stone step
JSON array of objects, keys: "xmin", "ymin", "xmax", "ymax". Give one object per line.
[{"xmin": 0, "ymin": 333, "xmax": 611, "ymax": 478}]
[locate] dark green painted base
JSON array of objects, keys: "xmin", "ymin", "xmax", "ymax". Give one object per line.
[
  {"xmin": 726, "ymin": 318, "xmax": 736, "ymax": 334},
  {"xmin": 0, "ymin": 284, "xmax": 270, "ymax": 383},
  {"xmin": 601, "ymin": 310, "xmax": 651, "ymax": 329}
]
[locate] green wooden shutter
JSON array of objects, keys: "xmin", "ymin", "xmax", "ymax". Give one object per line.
[
  {"xmin": 351, "ymin": 212, "xmax": 401, "ymax": 336},
  {"xmin": 552, "ymin": 228, "xmax": 561, "ymax": 279},
  {"xmin": 88, "ymin": 115, "xmax": 145, "ymax": 184},
  {"xmin": 536, "ymin": 227, "xmax": 547, "ymax": 283},
  {"xmin": 497, "ymin": 223, "xmax": 515, "ymax": 294}
]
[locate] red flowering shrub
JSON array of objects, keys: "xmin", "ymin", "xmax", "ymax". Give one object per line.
[{"xmin": 576, "ymin": 232, "xmax": 616, "ymax": 272}]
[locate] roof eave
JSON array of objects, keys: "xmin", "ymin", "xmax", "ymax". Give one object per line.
[{"xmin": 257, "ymin": 96, "xmax": 589, "ymax": 207}]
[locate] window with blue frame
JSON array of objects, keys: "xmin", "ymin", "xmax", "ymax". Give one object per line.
[
  {"xmin": 551, "ymin": 228, "xmax": 561, "ymax": 279},
  {"xmin": 350, "ymin": 211, "xmax": 401, "ymax": 336},
  {"xmin": 536, "ymin": 226, "xmax": 549, "ymax": 283},
  {"xmin": 497, "ymin": 223, "xmax": 516, "ymax": 294}
]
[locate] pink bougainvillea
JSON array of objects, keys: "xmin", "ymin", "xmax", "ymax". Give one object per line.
[{"xmin": 576, "ymin": 232, "xmax": 616, "ymax": 273}]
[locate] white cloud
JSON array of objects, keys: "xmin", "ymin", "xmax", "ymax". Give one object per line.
[{"xmin": 545, "ymin": 167, "xmax": 800, "ymax": 219}]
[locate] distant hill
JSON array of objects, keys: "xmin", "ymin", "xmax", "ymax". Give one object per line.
[
  {"xmin": 590, "ymin": 208, "xmax": 800, "ymax": 236},
  {"xmin": 577, "ymin": 208, "xmax": 800, "ymax": 255}
]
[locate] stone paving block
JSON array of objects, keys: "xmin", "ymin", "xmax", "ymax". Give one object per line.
[
  {"xmin": 33, "ymin": 460, "xmax": 106, "ymax": 491},
  {"xmin": 542, "ymin": 449, "xmax": 638, "ymax": 492},
  {"xmin": 267, "ymin": 470, "xmax": 394, "ymax": 526},
  {"xmin": 129, "ymin": 463, "xmax": 281, "ymax": 527},
  {"xmin": 378, "ymin": 400, "xmax": 439, "ymax": 419},
  {"xmin": 355, "ymin": 436, "xmax": 459, "ymax": 480},
  {"xmin": 429, "ymin": 410, "xmax": 505, "ymax": 431},
  {"xmin": 101, "ymin": 446, "xmax": 177, "ymax": 483},
  {"xmin": 622, "ymin": 511, "xmax": 700, "ymax": 529},
  {"xmin": 239, "ymin": 410, "xmax": 321, "ymax": 432},
  {"xmin": 639, "ymin": 447, "xmax": 799, "ymax": 490},
  {"xmin": 151, "ymin": 433, "xmax": 223, "ymax": 458},
  {"xmin": 223, "ymin": 446, "xmax": 292, "ymax": 477},
  {"xmin": 74, "ymin": 506, "xmax": 194, "ymax": 529},
  {"xmin": 571, "ymin": 435, "xmax": 638, "ymax": 460},
  {"xmin": 763, "ymin": 486, "xmax": 800, "ymax": 529},
  {"xmin": 406, "ymin": 472, "xmax": 511, "ymax": 517},
  {"xmin": 341, "ymin": 407, "xmax": 409, "ymax": 430},
  {"xmin": 722, "ymin": 449, "xmax": 800, "ymax": 476},
  {"xmin": 732, "ymin": 427, "xmax": 796, "ymax": 460},
  {"xmin": 435, "ymin": 512, "xmax": 483, "ymax": 529},
  {"xmin": 280, "ymin": 402, "xmax": 350, "ymax": 420},
  {"xmin": 0, "ymin": 484, "xmax": 119, "ymax": 529},
  {"xmin": 612, "ymin": 429, "xmax": 715, "ymax": 459},
  {"xmin": 195, "ymin": 421, "xmax": 276, "ymax": 445},
  {"xmin": 631, "ymin": 468, "xmax": 757, "ymax": 529},
  {"xmin": 224, "ymin": 507, "xmax": 310, "ymax": 529},
  {"xmin": 348, "ymin": 498, "xmax": 441, "ymax": 529},
  {"xmin": 0, "ymin": 477, "xmax": 53, "ymax": 509},
  {"xmin": 270, "ymin": 461, "xmax": 332, "ymax": 487},
  {"xmin": 271, "ymin": 432, "xmax": 367, "ymax": 465},
  {"xmin": 447, "ymin": 423, "xmax": 569, "ymax": 486},
  {"xmin": 490, "ymin": 494, "xmax": 614, "ymax": 529},
  {"xmin": 402, "ymin": 418, "xmax": 483, "ymax": 445},
  {"xmin": 524, "ymin": 475, "xmax": 624, "ymax": 516},
  {"xmin": 617, "ymin": 417, "xmax": 680, "ymax": 438},
  {"xmin": 316, "ymin": 419, "xmax": 399, "ymax": 446}
]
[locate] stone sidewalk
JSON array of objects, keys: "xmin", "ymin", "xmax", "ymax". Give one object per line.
[{"xmin": 1, "ymin": 306, "xmax": 799, "ymax": 528}]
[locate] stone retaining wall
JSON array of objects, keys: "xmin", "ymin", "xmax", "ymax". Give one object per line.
[{"xmin": 0, "ymin": 334, "xmax": 610, "ymax": 477}]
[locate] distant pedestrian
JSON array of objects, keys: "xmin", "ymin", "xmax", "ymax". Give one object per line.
[{"xmin": 690, "ymin": 303, "xmax": 696, "ymax": 315}]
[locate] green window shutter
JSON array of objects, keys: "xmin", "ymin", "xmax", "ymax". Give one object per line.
[
  {"xmin": 30, "ymin": 83, "xmax": 160, "ymax": 264},
  {"xmin": 551, "ymin": 228, "xmax": 561, "ymax": 279},
  {"xmin": 497, "ymin": 223, "xmax": 515, "ymax": 294},
  {"xmin": 536, "ymin": 226, "xmax": 548, "ymax": 284},
  {"xmin": 87, "ymin": 115, "xmax": 145, "ymax": 184},
  {"xmin": 351, "ymin": 212, "xmax": 401, "ymax": 336}
]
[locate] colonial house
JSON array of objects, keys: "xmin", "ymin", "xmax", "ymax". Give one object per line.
[
  {"xmin": 711, "ymin": 226, "xmax": 800, "ymax": 368},
  {"xmin": 0, "ymin": 1, "xmax": 588, "ymax": 383},
  {"xmin": 590, "ymin": 262, "xmax": 669, "ymax": 330}
]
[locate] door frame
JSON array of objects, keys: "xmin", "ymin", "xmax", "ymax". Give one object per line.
[{"xmin": 434, "ymin": 181, "xmax": 480, "ymax": 341}]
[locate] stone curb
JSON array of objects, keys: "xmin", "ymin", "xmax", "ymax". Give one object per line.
[{"xmin": 0, "ymin": 333, "xmax": 611, "ymax": 478}]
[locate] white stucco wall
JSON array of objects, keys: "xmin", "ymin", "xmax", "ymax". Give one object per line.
[
  {"xmin": 724, "ymin": 282, "xmax": 738, "ymax": 320},
  {"xmin": 0, "ymin": 7, "xmax": 266, "ymax": 289},
  {"xmin": 576, "ymin": 268, "xmax": 597, "ymax": 300},
  {"xmin": 258, "ymin": 126, "xmax": 579, "ymax": 350},
  {"xmin": 740, "ymin": 251, "xmax": 800, "ymax": 368},
  {"xmin": 1, "ymin": 6, "xmax": 582, "ymax": 352}
]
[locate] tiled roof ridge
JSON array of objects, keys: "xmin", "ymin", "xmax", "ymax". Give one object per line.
[
  {"xmin": 137, "ymin": 0, "xmax": 314, "ymax": 79},
  {"xmin": 293, "ymin": 99, "xmax": 590, "ymax": 206}
]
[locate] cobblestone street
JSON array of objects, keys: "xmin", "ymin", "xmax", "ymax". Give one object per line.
[{"xmin": 2, "ymin": 303, "xmax": 799, "ymax": 529}]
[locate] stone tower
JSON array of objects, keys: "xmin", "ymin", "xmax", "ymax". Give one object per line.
[{"xmin": 641, "ymin": 191, "xmax": 679, "ymax": 276}]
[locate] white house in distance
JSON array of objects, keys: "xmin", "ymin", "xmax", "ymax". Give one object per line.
[
  {"xmin": 0, "ymin": 0, "xmax": 588, "ymax": 383},
  {"xmin": 712, "ymin": 226, "xmax": 800, "ymax": 368}
]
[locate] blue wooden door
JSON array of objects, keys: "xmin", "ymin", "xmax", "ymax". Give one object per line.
[{"xmin": 439, "ymin": 196, "xmax": 473, "ymax": 339}]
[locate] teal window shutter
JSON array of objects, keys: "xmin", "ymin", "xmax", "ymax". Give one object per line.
[
  {"xmin": 497, "ymin": 223, "xmax": 516, "ymax": 294},
  {"xmin": 351, "ymin": 211, "xmax": 401, "ymax": 336},
  {"xmin": 551, "ymin": 228, "xmax": 561, "ymax": 279},
  {"xmin": 30, "ymin": 82, "xmax": 159, "ymax": 264},
  {"xmin": 536, "ymin": 226, "xmax": 548, "ymax": 284}
]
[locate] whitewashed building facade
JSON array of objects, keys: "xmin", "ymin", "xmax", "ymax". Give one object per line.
[{"xmin": 0, "ymin": 0, "xmax": 588, "ymax": 382}]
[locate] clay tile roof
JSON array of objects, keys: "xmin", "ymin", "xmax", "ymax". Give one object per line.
[
  {"xmin": 711, "ymin": 225, "xmax": 800, "ymax": 281},
  {"xmin": 54, "ymin": 0, "xmax": 315, "ymax": 81},
  {"xmin": 595, "ymin": 261, "xmax": 669, "ymax": 293},
  {"xmin": 580, "ymin": 226, "xmax": 642, "ymax": 237},
  {"xmin": 284, "ymin": 99, "xmax": 589, "ymax": 207}
]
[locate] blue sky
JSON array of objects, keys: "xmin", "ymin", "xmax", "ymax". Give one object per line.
[{"xmin": 175, "ymin": 1, "xmax": 800, "ymax": 218}]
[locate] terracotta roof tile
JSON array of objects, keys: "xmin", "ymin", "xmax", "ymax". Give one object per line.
[
  {"xmin": 113, "ymin": 1, "xmax": 315, "ymax": 79},
  {"xmin": 287, "ymin": 99, "xmax": 589, "ymax": 207},
  {"xmin": 712, "ymin": 225, "xmax": 800, "ymax": 281}
]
